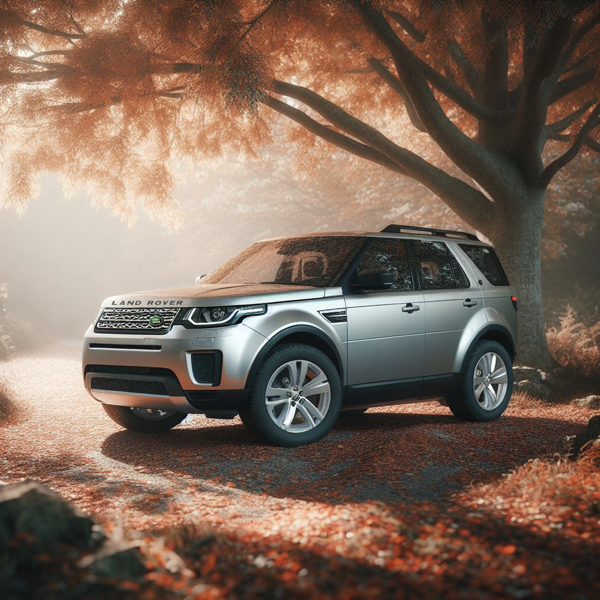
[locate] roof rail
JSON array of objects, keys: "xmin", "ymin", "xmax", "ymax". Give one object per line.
[{"xmin": 381, "ymin": 224, "xmax": 479, "ymax": 241}]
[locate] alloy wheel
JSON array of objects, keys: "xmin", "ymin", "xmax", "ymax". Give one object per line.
[
  {"xmin": 264, "ymin": 359, "xmax": 331, "ymax": 434},
  {"xmin": 473, "ymin": 352, "xmax": 508, "ymax": 411}
]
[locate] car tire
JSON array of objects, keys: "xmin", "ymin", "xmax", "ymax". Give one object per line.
[
  {"xmin": 102, "ymin": 404, "xmax": 186, "ymax": 432},
  {"xmin": 447, "ymin": 340, "xmax": 513, "ymax": 422},
  {"xmin": 240, "ymin": 343, "xmax": 342, "ymax": 447}
]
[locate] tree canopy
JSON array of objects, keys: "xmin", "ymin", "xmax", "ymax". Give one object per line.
[{"xmin": 0, "ymin": 0, "xmax": 597, "ymax": 215}]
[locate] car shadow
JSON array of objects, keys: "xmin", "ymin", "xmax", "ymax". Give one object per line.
[{"xmin": 100, "ymin": 408, "xmax": 585, "ymax": 505}]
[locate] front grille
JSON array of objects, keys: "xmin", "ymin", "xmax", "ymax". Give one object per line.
[
  {"xmin": 190, "ymin": 352, "xmax": 221, "ymax": 385},
  {"xmin": 90, "ymin": 376, "xmax": 169, "ymax": 396},
  {"xmin": 95, "ymin": 307, "xmax": 180, "ymax": 334}
]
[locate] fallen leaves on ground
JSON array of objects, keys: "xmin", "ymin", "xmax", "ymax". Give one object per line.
[{"xmin": 1, "ymin": 345, "xmax": 598, "ymax": 598}]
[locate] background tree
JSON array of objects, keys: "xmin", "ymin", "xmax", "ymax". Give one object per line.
[{"xmin": 0, "ymin": 0, "xmax": 599, "ymax": 368}]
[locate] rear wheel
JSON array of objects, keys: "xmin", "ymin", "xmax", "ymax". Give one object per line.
[
  {"xmin": 102, "ymin": 404, "xmax": 186, "ymax": 432},
  {"xmin": 447, "ymin": 340, "xmax": 513, "ymax": 422},
  {"xmin": 239, "ymin": 343, "xmax": 342, "ymax": 446}
]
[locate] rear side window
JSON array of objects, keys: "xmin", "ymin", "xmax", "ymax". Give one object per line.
[
  {"xmin": 459, "ymin": 244, "xmax": 509, "ymax": 286},
  {"xmin": 356, "ymin": 238, "xmax": 413, "ymax": 292},
  {"xmin": 411, "ymin": 240, "xmax": 461, "ymax": 290}
]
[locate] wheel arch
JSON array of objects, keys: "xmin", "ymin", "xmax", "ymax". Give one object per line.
[
  {"xmin": 460, "ymin": 325, "xmax": 516, "ymax": 378},
  {"xmin": 244, "ymin": 325, "xmax": 344, "ymax": 390},
  {"xmin": 478, "ymin": 325, "xmax": 516, "ymax": 361}
]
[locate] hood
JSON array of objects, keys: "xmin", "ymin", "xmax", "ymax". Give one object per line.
[{"xmin": 102, "ymin": 283, "xmax": 326, "ymax": 308}]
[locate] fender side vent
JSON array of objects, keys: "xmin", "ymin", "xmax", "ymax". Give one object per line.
[{"xmin": 320, "ymin": 309, "xmax": 347, "ymax": 323}]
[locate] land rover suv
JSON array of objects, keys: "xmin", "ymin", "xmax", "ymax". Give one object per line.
[{"xmin": 83, "ymin": 224, "xmax": 517, "ymax": 446}]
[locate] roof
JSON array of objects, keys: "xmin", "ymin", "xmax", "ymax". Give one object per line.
[{"xmin": 259, "ymin": 224, "xmax": 486, "ymax": 245}]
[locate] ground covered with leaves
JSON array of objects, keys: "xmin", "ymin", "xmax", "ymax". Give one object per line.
[{"xmin": 1, "ymin": 343, "xmax": 598, "ymax": 599}]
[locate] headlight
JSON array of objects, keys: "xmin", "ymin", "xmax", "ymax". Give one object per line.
[{"xmin": 185, "ymin": 304, "xmax": 266, "ymax": 327}]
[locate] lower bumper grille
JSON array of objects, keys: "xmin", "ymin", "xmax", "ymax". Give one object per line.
[
  {"xmin": 190, "ymin": 352, "xmax": 222, "ymax": 385},
  {"xmin": 90, "ymin": 376, "xmax": 169, "ymax": 396}
]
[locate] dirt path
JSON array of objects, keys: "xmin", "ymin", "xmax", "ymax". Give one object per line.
[{"xmin": 1, "ymin": 342, "xmax": 597, "ymax": 598}]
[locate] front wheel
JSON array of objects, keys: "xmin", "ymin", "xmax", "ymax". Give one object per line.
[
  {"xmin": 102, "ymin": 404, "xmax": 186, "ymax": 432},
  {"xmin": 447, "ymin": 340, "xmax": 513, "ymax": 422},
  {"xmin": 239, "ymin": 343, "xmax": 342, "ymax": 446}
]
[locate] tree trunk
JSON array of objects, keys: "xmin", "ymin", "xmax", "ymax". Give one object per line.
[{"xmin": 483, "ymin": 188, "xmax": 554, "ymax": 370}]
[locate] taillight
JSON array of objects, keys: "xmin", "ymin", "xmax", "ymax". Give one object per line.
[{"xmin": 511, "ymin": 296, "xmax": 518, "ymax": 311}]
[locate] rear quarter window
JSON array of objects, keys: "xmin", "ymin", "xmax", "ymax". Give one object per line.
[{"xmin": 459, "ymin": 244, "xmax": 509, "ymax": 286}]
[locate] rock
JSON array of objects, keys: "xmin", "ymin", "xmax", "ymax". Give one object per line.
[
  {"xmin": 0, "ymin": 480, "xmax": 95, "ymax": 550},
  {"xmin": 516, "ymin": 380, "xmax": 551, "ymax": 399},
  {"xmin": 573, "ymin": 415, "xmax": 600, "ymax": 457},
  {"xmin": 574, "ymin": 395, "xmax": 600, "ymax": 409},
  {"xmin": 539, "ymin": 370, "xmax": 557, "ymax": 388},
  {"xmin": 78, "ymin": 538, "xmax": 146, "ymax": 579},
  {"xmin": 513, "ymin": 366, "xmax": 543, "ymax": 384}
]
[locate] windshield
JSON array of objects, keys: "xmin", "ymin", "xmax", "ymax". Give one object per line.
[{"xmin": 203, "ymin": 236, "xmax": 364, "ymax": 287}]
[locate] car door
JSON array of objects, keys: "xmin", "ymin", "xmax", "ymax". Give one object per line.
[
  {"xmin": 344, "ymin": 238, "xmax": 425, "ymax": 401},
  {"xmin": 409, "ymin": 239, "xmax": 483, "ymax": 393}
]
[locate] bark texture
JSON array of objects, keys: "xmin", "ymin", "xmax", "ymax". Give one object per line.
[{"xmin": 484, "ymin": 190, "xmax": 552, "ymax": 369}]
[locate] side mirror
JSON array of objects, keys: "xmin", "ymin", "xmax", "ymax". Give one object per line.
[
  {"xmin": 354, "ymin": 269, "xmax": 394, "ymax": 290},
  {"xmin": 195, "ymin": 274, "xmax": 207, "ymax": 285}
]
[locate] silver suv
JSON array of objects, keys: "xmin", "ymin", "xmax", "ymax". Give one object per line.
[{"xmin": 83, "ymin": 225, "xmax": 517, "ymax": 446}]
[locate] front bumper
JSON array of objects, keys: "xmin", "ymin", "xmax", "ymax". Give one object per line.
[{"xmin": 82, "ymin": 322, "xmax": 267, "ymax": 416}]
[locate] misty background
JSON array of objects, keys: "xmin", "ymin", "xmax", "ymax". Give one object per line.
[
  {"xmin": 0, "ymin": 173, "xmax": 240, "ymax": 338},
  {"xmin": 0, "ymin": 147, "xmax": 597, "ymax": 340}
]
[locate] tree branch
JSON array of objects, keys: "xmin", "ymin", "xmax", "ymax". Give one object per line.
[
  {"xmin": 234, "ymin": 0, "xmax": 283, "ymax": 50},
  {"xmin": 368, "ymin": 57, "xmax": 426, "ymax": 132},
  {"xmin": 27, "ymin": 50, "xmax": 71, "ymax": 59},
  {"xmin": 550, "ymin": 66, "xmax": 598, "ymax": 104},
  {"xmin": 555, "ymin": 9, "xmax": 600, "ymax": 77},
  {"xmin": 263, "ymin": 95, "xmax": 407, "ymax": 175},
  {"xmin": 0, "ymin": 70, "xmax": 65, "ymax": 84},
  {"xmin": 273, "ymin": 79, "xmax": 416, "ymax": 163},
  {"xmin": 522, "ymin": 22, "xmax": 537, "ymax": 81},
  {"xmin": 481, "ymin": 11, "xmax": 508, "ymax": 110},
  {"xmin": 385, "ymin": 9, "xmax": 426, "ymax": 43},
  {"xmin": 150, "ymin": 62, "xmax": 207, "ymax": 74},
  {"xmin": 412, "ymin": 51, "xmax": 505, "ymax": 121},
  {"xmin": 546, "ymin": 99, "xmax": 595, "ymax": 134},
  {"xmin": 348, "ymin": 0, "xmax": 511, "ymax": 199},
  {"xmin": 541, "ymin": 103, "xmax": 600, "ymax": 186},
  {"xmin": 548, "ymin": 131, "xmax": 600, "ymax": 152},
  {"xmin": 47, "ymin": 86, "xmax": 187, "ymax": 112},
  {"xmin": 13, "ymin": 56, "xmax": 73, "ymax": 71},
  {"xmin": 448, "ymin": 41, "xmax": 481, "ymax": 98},
  {"xmin": 14, "ymin": 16, "xmax": 85, "ymax": 40},
  {"xmin": 513, "ymin": 16, "xmax": 574, "ymax": 165},
  {"xmin": 269, "ymin": 82, "xmax": 496, "ymax": 229}
]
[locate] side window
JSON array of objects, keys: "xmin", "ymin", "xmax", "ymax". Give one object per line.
[
  {"xmin": 459, "ymin": 244, "xmax": 509, "ymax": 286},
  {"xmin": 411, "ymin": 240, "xmax": 457, "ymax": 290},
  {"xmin": 355, "ymin": 239, "xmax": 413, "ymax": 292},
  {"xmin": 448, "ymin": 250, "xmax": 470, "ymax": 288}
]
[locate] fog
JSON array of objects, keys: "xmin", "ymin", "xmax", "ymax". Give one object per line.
[
  {"xmin": 0, "ymin": 173, "xmax": 249, "ymax": 338},
  {"xmin": 0, "ymin": 163, "xmax": 401, "ymax": 339},
  {"xmin": 1, "ymin": 151, "xmax": 597, "ymax": 341}
]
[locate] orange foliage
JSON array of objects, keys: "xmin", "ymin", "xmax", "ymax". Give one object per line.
[
  {"xmin": 0, "ymin": 1, "xmax": 596, "ymax": 222},
  {"xmin": 547, "ymin": 306, "xmax": 600, "ymax": 379}
]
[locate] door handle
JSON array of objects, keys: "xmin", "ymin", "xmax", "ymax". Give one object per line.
[
  {"xmin": 402, "ymin": 303, "xmax": 420, "ymax": 313},
  {"xmin": 463, "ymin": 299, "xmax": 478, "ymax": 308}
]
